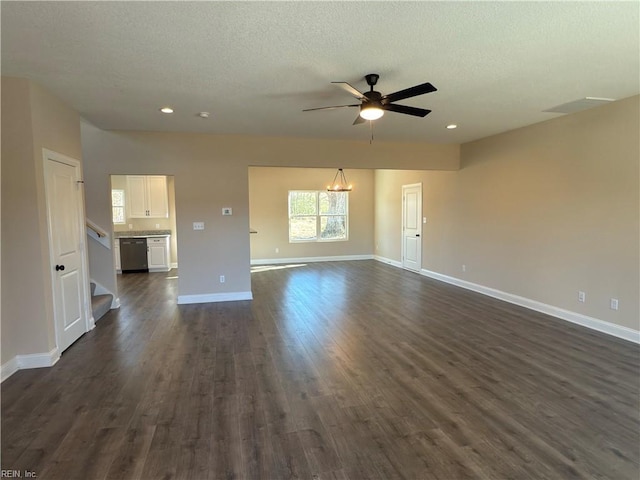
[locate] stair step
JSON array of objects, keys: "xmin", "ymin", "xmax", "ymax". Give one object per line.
[{"xmin": 91, "ymin": 293, "xmax": 112, "ymax": 322}]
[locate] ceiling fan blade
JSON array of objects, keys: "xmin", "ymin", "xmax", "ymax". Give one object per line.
[
  {"xmin": 332, "ymin": 82, "xmax": 367, "ymax": 100},
  {"xmin": 302, "ymin": 104, "xmax": 360, "ymax": 112},
  {"xmin": 382, "ymin": 82, "xmax": 437, "ymax": 104},
  {"xmin": 353, "ymin": 114, "xmax": 366, "ymax": 125},
  {"xmin": 384, "ymin": 104, "xmax": 431, "ymax": 117}
]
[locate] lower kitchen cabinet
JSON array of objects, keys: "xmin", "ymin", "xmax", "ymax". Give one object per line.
[{"xmin": 147, "ymin": 236, "xmax": 171, "ymax": 272}]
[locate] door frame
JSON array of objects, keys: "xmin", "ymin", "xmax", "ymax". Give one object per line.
[
  {"xmin": 401, "ymin": 182, "xmax": 423, "ymax": 272},
  {"xmin": 42, "ymin": 148, "xmax": 94, "ymax": 354}
]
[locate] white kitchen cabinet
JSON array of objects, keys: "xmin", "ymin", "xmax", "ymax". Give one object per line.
[
  {"xmin": 114, "ymin": 239, "xmax": 121, "ymax": 273},
  {"xmin": 147, "ymin": 236, "xmax": 171, "ymax": 272},
  {"xmin": 126, "ymin": 175, "xmax": 168, "ymax": 218}
]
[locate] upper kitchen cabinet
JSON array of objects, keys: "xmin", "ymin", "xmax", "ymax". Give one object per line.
[{"xmin": 126, "ymin": 175, "xmax": 169, "ymax": 218}]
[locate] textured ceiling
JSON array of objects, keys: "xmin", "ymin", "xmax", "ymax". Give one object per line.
[{"xmin": 2, "ymin": 1, "xmax": 638, "ymax": 144}]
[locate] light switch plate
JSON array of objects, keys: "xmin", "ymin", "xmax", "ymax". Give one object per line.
[
  {"xmin": 222, "ymin": 207, "xmax": 232, "ymax": 216},
  {"xmin": 193, "ymin": 222, "xmax": 205, "ymax": 230}
]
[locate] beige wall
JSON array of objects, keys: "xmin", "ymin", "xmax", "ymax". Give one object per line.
[
  {"xmin": 1, "ymin": 77, "xmax": 82, "ymax": 364},
  {"xmin": 249, "ymin": 167, "xmax": 374, "ymax": 260},
  {"xmin": 81, "ymin": 128, "xmax": 459, "ymax": 299},
  {"xmin": 3, "ymin": 73, "xmax": 636, "ymax": 371},
  {"xmin": 110, "ymin": 175, "xmax": 179, "ymax": 265},
  {"xmin": 375, "ymin": 96, "xmax": 639, "ymax": 331}
]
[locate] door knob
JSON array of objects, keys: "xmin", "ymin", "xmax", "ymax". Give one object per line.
[
  {"xmin": 55, "ymin": 264, "xmax": 65, "ymax": 271},
  {"xmin": 416, "ymin": 234, "xmax": 420, "ymax": 237}
]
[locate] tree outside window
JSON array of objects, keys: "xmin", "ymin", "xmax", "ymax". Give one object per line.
[{"xmin": 288, "ymin": 191, "xmax": 348, "ymax": 242}]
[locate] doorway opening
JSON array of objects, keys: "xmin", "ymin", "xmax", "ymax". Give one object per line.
[{"xmin": 109, "ymin": 175, "xmax": 178, "ymax": 275}]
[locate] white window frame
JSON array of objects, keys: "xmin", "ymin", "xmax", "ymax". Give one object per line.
[
  {"xmin": 288, "ymin": 190, "xmax": 349, "ymax": 243},
  {"xmin": 112, "ymin": 189, "xmax": 126, "ymax": 224}
]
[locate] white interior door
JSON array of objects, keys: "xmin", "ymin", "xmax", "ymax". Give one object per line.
[
  {"xmin": 402, "ymin": 183, "xmax": 422, "ymax": 272},
  {"xmin": 44, "ymin": 150, "xmax": 90, "ymax": 353}
]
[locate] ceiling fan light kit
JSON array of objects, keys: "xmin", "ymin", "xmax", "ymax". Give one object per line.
[
  {"xmin": 360, "ymin": 104, "xmax": 384, "ymax": 120},
  {"xmin": 303, "ymin": 73, "xmax": 436, "ymax": 126}
]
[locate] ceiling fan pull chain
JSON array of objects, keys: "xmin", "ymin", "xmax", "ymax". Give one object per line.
[{"xmin": 370, "ymin": 120, "xmax": 374, "ymax": 144}]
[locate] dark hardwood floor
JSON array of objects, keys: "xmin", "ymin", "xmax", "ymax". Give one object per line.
[{"xmin": 2, "ymin": 260, "xmax": 639, "ymax": 479}]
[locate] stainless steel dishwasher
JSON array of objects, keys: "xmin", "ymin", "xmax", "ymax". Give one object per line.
[{"xmin": 119, "ymin": 238, "xmax": 149, "ymax": 273}]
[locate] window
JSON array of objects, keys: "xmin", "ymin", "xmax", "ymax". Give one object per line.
[
  {"xmin": 288, "ymin": 190, "xmax": 348, "ymax": 242},
  {"xmin": 112, "ymin": 189, "xmax": 126, "ymax": 224}
]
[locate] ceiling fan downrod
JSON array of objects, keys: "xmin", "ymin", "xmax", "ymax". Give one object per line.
[{"xmin": 365, "ymin": 73, "xmax": 380, "ymax": 90}]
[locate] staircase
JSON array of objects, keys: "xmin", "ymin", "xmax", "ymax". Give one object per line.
[{"xmin": 90, "ymin": 282, "xmax": 113, "ymax": 322}]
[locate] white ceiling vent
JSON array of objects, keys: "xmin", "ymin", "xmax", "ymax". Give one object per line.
[{"xmin": 543, "ymin": 97, "xmax": 615, "ymax": 114}]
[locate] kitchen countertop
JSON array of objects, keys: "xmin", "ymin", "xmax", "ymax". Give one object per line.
[{"xmin": 114, "ymin": 230, "xmax": 171, "ymax": 238}]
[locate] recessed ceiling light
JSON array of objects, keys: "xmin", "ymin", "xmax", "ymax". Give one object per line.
[
  {"xmin": 159, "ymin": 107, "xmax": 174, "ymax": 114},
  {"xmin": 446, "ymin": 124, "xmax": 457, "ymax": 129},
  {"xmin": 198, "ymin": 112, "xmax": 210, "ymax": 118}
]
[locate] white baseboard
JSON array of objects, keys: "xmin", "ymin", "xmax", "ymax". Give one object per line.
[
  {"xmin": 111, "ymin": 296, "xmax": 121, "ymax": 309},
  {"xmin": 177, "ymin": 291, "xmax": 253, "ymax": 304},
  {"xmin": 1, "ymin": 357, "xmax": 19, "ymax": 382},
  {"xmin": 251, "ymin": 254, "xmax": 373, "ymax": 266},
  {"xmin": 419, "ymin": 268, "xmax": 640, "ymax": 344},
  {"xmin": 371, "ymin": 257, "xmax": 639, "ymax": 344},
  {"xmin": 1, "ymin": 348, "xmax": 60, "ymax": 382},
  {"xmin": 373, "ymin": 255, "xmax": 403, "ymax": 268}
]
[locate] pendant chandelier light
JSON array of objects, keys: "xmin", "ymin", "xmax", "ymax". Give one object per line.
[{"xmin": 327, "ymin": 168, "xmax": 352, "ymax": 192}]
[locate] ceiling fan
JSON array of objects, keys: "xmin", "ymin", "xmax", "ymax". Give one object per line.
[{"xmin": 303, "ymin": 73, "xmax": 437, "ymax": 125}]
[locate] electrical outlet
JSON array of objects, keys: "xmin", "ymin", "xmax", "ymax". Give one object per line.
[
  {"xmin": 275, "ymin": 247, "xmax": 279, "ymax": 253},
  {"xmin": 462, "ymin": 264, "xmax": 466, "ymax": 272},
  {"xmin": 128, "ymin": 224, "xmax": 133, "ymax": 230},
  {"xmin": 423, "ymin": 217, "xmax": 427, "ymax": 224},
  {"xmin": 155, "ymin": 223, "xmax": 160, "ymax": 229},
  {"xmin": 578, "ymin": 291, "xmax": 586, "ymax": 303},
  {"xmin": 220, "ymin": 275, "xmax": 225, "ymax": 283},
  {"xmin": 610, "ymin": 298, "xmax": 619, "ymax": 310}
]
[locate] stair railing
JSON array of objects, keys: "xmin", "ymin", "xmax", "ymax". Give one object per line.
[{"xmin": 86, "ymin": 219, "xmax": 111, "ymax": 249}]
